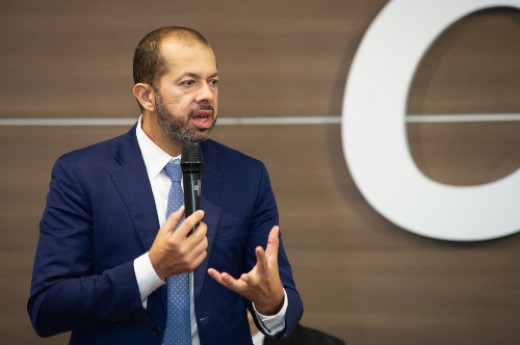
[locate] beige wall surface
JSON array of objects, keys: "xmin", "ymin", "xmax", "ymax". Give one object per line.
[{"xmin": 1, "ymin": 1, "xmax": 519, "ymax": 344}]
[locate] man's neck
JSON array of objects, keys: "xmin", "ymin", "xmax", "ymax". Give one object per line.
[{"xmin": 141, "ymin": 113, "xmax": 183, "ymax": 157}]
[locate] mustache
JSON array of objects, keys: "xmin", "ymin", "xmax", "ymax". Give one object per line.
[{"xmin": 197, "ymin": 103, "xmax": 214, "ymax": 112}]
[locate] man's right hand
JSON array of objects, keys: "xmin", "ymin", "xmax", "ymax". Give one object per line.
[{"xmin": 148, "ymin": 206, "xmax": 208, "ymax": 280}]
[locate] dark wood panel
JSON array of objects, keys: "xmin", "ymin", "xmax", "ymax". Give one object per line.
[
  {"xmin": 2, "ymin": 4, "xmax": 519, "ymax": 119},
  {"xmin": 2, "ymin": 124, "xmax": 518, "ymax": 344},
  {"xmin": 0, "ymin": 0, "xmax": 385, "ymax": 118},
  {"xmin": 2, "ymin": 4, "xmax": 519, "ymax": 120},
  {"xmin": 407, "ymin": 121, "xmax": 520, "ymax": 185},
  {"xmin": 408, "ymin": 8, "xmax": 520, "ymax": 114}
]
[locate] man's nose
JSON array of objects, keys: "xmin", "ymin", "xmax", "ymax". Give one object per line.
[{"xmin": 196, "ymin": 82, "xmax": 216, "ymax": 103}]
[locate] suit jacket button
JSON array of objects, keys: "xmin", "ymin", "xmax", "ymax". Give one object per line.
[{"xmin": 152, "ymin": 326, "xmax": 161, "ymax": 336}]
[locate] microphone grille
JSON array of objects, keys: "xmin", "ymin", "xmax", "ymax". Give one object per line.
[{"xmin": 181, "ymin": 143, "xmax": 203, "ymax": 164}]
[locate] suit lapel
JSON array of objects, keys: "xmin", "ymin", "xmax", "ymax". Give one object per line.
[
  {"xmin": 194, "ymin": 140, "xmax": 225, "ymax": 300},
  {"xmin": 110, "ymin": 126, "xmax": 160, "ymax": 252},
  {"xmin": 108, "ymin": 133, "xmax": 224, "ymax": 302}
]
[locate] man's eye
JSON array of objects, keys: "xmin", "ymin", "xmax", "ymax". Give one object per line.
[
  {"xmin": 181, "ymin": 80, "xmax": 195, "ymax": 86},
  {"xmin": 209, "ymin": 79, "xmax": 219, "ymax": 87}
]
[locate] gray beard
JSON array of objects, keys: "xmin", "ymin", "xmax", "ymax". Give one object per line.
[{"xmin": 155, "ymin": 93, "xmax": 216, "ymax": 145}]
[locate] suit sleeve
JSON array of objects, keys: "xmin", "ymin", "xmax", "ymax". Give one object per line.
[
  {"xmin": 246, "ymin": 163, "xmax": 304, "ymax": 340},
  {"xmin": 27, "ymin": 157, "xmax": 146, "ymax": 337}
]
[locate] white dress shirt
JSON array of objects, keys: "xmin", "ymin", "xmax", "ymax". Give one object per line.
[
  {"xmin": 132, "ymin": 117, "xmax": 287, "ymax": 344},
  {"xmin": 252, "ymin": 331, "xmax": 266, "ymax": 345}
]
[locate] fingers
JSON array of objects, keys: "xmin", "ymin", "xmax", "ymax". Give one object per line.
[
  {"xmin": 161, "ymin": 206, "xmax": 186, "ymax": 234},
  {"xmin": 208, "ymin": 269, "xmax": 250, "ymax": 292},
  {"xmin": 264, "ymin": 225, "xmax": 280, "ymax": 258},
  {"xmin": 207, "ymin": 225, "xmax": 284, "ymax": 309},
  {"xmin": 255, "ymin": 225, "xmax": 280, "ymax": 273},
  {"xmin": 254, "ymin": 246, "xmax": 268, "ymax": 274},
  {"xmin": 173, "ymin": 210, "xmax": 205, "ymax": 239},
  {"xmin": 240, "ymin": 271, "xmax": 260, "ymax": 286},
  {"xmin": 190, "ymin": 225, "xmax": 208, "ymax": 259},
  {"xmin": 177, "ymin": 220, "xmax": 208, "ymax": 268},
  {"xmin": 192, "ymin": 245, "xmax": 208, "ymax": 268},
  {"xmin": 151, "ymin": 208, "xmax": 208, "ymax": 277},
  {"xmin": 209, "ymin": 225, "xmax": 281, "ymax": 283},
  {"xmin": 207, "ymin": 268, "xmax": 227, "ymax": 287}
]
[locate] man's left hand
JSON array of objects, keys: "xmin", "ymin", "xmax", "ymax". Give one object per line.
[{"xmin": 207, "ymin": 225, "xmax": 285, "ymax": 315}]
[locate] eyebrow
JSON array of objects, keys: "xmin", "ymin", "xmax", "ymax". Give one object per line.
[{"xmin": 176, "ymin": 72, "xmax": 219, "ymax": 83}]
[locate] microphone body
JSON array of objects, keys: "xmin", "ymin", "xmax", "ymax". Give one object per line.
[{"xmin": 181, "ymin": 143, "xmax": 203, "ymax": 234}]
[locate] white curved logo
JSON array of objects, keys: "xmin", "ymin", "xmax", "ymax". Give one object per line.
[{"xmin": 342, "ymin": 0, "xmax": 520, "ymax": 241}]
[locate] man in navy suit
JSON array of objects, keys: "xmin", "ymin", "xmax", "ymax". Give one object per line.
[{"xmin": 28, "ymin": 26, "xmax": 303, "ymax": 345}]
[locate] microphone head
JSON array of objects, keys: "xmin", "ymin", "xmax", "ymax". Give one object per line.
[{"xmin": 181, "ymin": 143, "xmax": 204, "ymax": 172}]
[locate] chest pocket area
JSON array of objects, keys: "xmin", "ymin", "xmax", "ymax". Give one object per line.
[{"xmin": 213, "ymin": 214, "xmax": 250, "ymax": 240}]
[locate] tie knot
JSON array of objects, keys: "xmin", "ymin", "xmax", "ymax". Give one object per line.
[{"xmin": 164, "ymin": 159, "xmax": 182, "ymax": 182}]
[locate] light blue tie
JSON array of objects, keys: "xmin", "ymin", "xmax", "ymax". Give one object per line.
[{"xmin": 163, "ymin": 159, "xmax": 191, "ymax": 345}]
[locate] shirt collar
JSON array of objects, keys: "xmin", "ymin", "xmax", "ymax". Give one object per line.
[
  {"xmin": 252, "ymin": 331, "xmax": 265, "ymax": 345},
  {"xmin": 135, "ymin": 115, "xmax": 180, "ymax": 179}
]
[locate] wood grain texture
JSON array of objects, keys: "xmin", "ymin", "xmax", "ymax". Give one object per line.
[
  {"xmin": 0, "ymin": 0, "xmax": 386, "ymax": 118},
  {"xmin": 408, "ymin": 7, "xmax": 520, "ymax": 114},
  {"xmin": 0, "ymin": 2, "xmax": 519, "ymax": 345}
]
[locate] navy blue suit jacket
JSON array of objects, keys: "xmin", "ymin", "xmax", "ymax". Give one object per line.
[{"xmin": 28, "ymin": 125, "xmax": 303, "ymax": 345}]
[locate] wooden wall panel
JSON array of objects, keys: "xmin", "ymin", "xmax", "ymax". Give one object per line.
[
  {"xmin": 408, "ymin": 7, "xmax": 520, "ymax": 114},
  {"xmin": 1, "ymin": 1, "xmax": 520, "ymax": 345},
  {"xmin": 408, "ymin": 122, "xmax": 520, "ymax": 185},
  {"xmin": 0, "ymin": 0, "xmax": 387, "ymax": 118}
]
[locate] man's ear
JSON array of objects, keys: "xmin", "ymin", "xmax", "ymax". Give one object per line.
[{"xmin": 132, "ymin": 83, "xmax": 156, "ymax": 111}]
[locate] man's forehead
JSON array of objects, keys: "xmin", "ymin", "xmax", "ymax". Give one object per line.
[
  {"xmin": 160, "ymin": 41, "xmax": 217, "ymax": 77},
  {"xmin": 162, "ymin": 39, "xmax": 214, "ymax": 61}
]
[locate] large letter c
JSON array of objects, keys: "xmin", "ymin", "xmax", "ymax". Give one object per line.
[{"xmin": 342, "ymin": 0, "xmax": 520, "ymax": 241}]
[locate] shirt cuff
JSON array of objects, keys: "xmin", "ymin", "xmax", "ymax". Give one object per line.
[
  {"xmin": 252, "ymin": 289, "xmax": 288, "ymax": 336},
  {"xmin": 133, "ymin": 252, "xmax": 165, "ymax": 308}
]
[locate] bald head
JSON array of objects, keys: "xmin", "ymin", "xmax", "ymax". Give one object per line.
[{"xmin": 133, "ymin": 26, "xmax": 212, "ymax": 89}]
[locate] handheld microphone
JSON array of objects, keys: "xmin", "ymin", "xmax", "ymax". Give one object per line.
[{"xmin": 181, "ymin": 143, "xmax": 203, "ymax": 234}]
